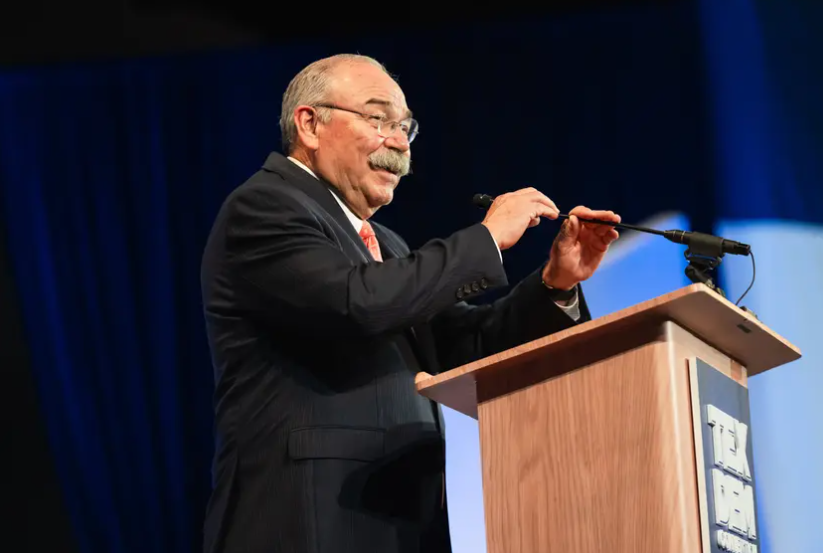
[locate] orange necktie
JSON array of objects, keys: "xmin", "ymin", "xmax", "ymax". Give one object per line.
[{"xmin": 359, "ymin": 220, "xmax": 383, "ymax": 262}]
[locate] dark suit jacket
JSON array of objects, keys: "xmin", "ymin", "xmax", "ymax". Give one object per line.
[{"xmin": 200, "ymin": 151, "xmax": 592, "ymax": 553}]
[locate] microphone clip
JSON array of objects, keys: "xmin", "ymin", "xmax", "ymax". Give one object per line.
[{"xmin": 683, "ymin": 243, "xmax": 726, "ymax": 297}]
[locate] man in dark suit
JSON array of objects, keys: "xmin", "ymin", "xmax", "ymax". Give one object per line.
[{"xmin": 200, "ymin": 54, "xmax": 620, "ymax": 553}]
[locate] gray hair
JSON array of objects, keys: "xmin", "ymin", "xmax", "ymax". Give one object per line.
[{"xmin": 279, "ymin": 54, "xmax": 390, "ymax": 154}]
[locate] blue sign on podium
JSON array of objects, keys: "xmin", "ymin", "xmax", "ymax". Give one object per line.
[{"xmin": 691, "ymin": 357, "xmax": 760, "ymax": 553}]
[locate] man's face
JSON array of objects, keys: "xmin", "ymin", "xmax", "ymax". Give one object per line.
[{"xmin": 313, "ymin": 62, "xmax": 413, "ymax": 218}]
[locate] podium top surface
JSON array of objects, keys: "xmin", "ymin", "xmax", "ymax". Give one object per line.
[{"xmin": 416, "ymin": 283, "xmax": 801, "ymax": 418}]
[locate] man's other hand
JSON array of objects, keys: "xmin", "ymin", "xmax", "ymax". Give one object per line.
[{"xmin": 542, "ymin": 206, "xmax": 621, "ymax": 290}]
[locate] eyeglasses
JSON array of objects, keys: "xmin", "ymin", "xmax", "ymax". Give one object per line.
[{"xmin": 313, "ymin": 103, "xmax": 419, "ymax": 144}]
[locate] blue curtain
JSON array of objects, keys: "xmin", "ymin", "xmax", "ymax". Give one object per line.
[
  {"xmin": 0, "ymin": 1, "xmax": 820, "ymax": 552},
  {"xmin": 0, "ymin": 52, "xmax": 290, "ymax": 552}
]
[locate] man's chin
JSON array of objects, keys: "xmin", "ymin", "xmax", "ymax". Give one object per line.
[{"xmin": 366, "ymin": 181, "xmax": 396, "ymax": 209}]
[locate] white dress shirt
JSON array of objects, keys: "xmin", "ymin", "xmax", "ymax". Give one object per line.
[{"xmin": 286, "ymin": 156, "xmax": 579, "ymax": 319}]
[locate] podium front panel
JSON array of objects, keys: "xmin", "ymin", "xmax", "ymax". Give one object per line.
[{"xmin": 475, "ymin": 321, "xmax": 735, "ymax": 553}]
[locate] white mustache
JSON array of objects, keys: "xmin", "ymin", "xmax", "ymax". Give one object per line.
[{"xmin": 368, "ymin": 149, "xmax": 411, "ymax": 177}]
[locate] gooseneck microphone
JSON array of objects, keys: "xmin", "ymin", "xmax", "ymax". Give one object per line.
[{"xmin": 471, "ymin": 193, "xmax": 751, "ymax": 257}]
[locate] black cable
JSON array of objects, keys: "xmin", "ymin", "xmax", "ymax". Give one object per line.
[{"xmin": 735, "ymin": 251, "xmax": 756, "ymax": 306}]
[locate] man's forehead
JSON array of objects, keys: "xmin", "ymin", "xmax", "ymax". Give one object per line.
[{"xmin": 331, "ymin": 63, "xmax": 410, "ymax": 116}]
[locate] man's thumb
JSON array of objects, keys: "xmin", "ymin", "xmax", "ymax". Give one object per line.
[{"xmin": 559, "ymin": 216, "xmax": 580, "ymax": 243}]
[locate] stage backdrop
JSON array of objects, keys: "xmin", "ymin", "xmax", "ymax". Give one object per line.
[{"xmin": 0, "ymin": 1, "xmax": 820, "ymax": 552}]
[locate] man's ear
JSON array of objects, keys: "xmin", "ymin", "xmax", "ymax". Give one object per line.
[{"xmin": 294, "ymin": 106, "xmax": 321, "ymax": 151}]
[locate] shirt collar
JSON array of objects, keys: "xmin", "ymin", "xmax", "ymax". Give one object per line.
[{"xmin": 287, "ymin": 156, "xmax": 363, "ymax": 233}]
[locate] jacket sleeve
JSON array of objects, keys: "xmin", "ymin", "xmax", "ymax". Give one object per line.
[
  {"xmin": 428, "ymin": 267, "xmax": 593, "ymax": 372},
  {"xmin": 224, "ymin": 179, "xmax": 508, "ymax": 338}
]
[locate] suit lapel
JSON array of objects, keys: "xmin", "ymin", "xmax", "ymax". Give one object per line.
[{"xmin": 261, "ymin": 152, "xmax": 374, "ymax": 263}]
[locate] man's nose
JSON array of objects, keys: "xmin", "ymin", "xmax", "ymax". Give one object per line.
[{"xmin": 383, "ymin": 131, "xmax": 410, "ymax": 152}]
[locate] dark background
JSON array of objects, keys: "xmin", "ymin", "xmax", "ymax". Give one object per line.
[{"xmin": 0, "ymin": 1, "xmax": 660, "ymax": 65}]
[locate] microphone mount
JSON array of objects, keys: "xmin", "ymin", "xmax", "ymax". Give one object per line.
[{"xmin": 682, "ymin": 245, "xmax": 726, "ymax": 297}]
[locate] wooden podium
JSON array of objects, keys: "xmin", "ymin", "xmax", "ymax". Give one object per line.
[{"xmin": 416, "ymin": 284, "xmax": 800, "ymax": 553}]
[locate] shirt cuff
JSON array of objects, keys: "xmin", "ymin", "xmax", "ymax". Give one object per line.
[
  {"xmin": 543, "ymin": 282, "xmax": 580, "ymax": 321},
  {"xmin": 482, "ymin": 224, "xmax": 503, "ymax": 263},
  {"xmin": 554, "ymin": 289, "xmax": 581, "ymax": 321}
]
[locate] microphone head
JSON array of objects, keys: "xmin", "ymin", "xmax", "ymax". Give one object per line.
[
  {"xmin": 472, "ymin": 193, "xmax": 494, "ymax": 209},
  {"xmin": 724, "ymin": 239, "xmax": 751, "ymax": 256}
]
